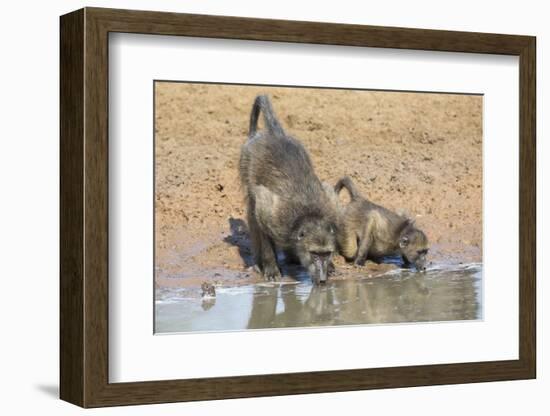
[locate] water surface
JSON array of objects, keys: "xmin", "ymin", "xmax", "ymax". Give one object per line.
[{"xmin": 155, "ymin": 263, "xmax": 482, "ymax": 334}]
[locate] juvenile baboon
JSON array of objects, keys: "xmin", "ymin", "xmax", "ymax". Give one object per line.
[
  {"xmin": 239, "ymin": 95, "xmax": 338, "ymax": 284},
  {"xmin": 335, "ymin": 176, "xmax": 429, "ymax": 271}
]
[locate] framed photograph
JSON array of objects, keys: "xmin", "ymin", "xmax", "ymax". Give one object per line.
[{"xmin": 60, "ymin": 7, "xmax": 536, "ymax": 408}]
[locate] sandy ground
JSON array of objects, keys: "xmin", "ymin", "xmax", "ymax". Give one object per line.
[{"xmin": 154, "ymin": 83, "xmax": 482, "ymax": 289}]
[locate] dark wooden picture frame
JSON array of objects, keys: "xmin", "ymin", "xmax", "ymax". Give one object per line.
[{"xmin": 60, "ymin": 7, "xmax": 536, "ymax": 408}]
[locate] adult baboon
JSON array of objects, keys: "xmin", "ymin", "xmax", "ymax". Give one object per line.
[{"xmin": 239, "ymin": 95, "xmax": 337, "ymax": 284}]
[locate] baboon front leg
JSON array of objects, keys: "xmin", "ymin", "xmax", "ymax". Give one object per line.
[
  {"xmin": 247, "ymin": 200, "xmax": 281, "ymax": 281},
  {"xmin": 354, "ymin": 240, "xmax": 370, "ymax": 266},
  {"xmin": 246, "ymin": 201, "xmax": 263, "ymax": 272},
  {"xmin": 355, "ymin": 221, "xmax": 374, "ymax": 266},
  {"xmin": 258, "ymin": 232, "xmax": 281, "ymax": 281},
  {"xmin": 338, "ymin": 222, "xmax": 358, "ymax": 262}
]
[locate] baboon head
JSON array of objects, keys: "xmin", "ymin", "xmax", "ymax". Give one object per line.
[
  {"xmin": 292, "ymin": 215, "xmax": 337, "ymax": 284},
  {"xmin": 398, "ymin": 222, "xmax": 429, "ymax": 271}
]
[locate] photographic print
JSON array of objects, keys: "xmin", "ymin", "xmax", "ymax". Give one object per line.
[
  {"xmin": 60, "ymin": 9, "xmax": 535, "ymax": 406},
  {"xmin": 154, "ymin": 82, "xmax": 483, "ymax": 334}
]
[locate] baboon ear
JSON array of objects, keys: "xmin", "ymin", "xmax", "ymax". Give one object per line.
[{"xmin": 399, "ymin": 235, "xmax": 409, "ymax": 248}]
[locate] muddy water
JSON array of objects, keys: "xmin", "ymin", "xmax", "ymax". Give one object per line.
[{"xmin": 155, "ymin": 263, "xmax": 482, "ymax": 334}]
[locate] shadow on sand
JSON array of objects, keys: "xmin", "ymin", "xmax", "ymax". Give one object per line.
[{"xmin": 223, "ymin": 217, "xmax": 311, "ymax": 282}]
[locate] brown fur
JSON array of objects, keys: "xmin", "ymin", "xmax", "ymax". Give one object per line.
[
  {"xmin": 239, "ymin": 96, "xmax": 338, "ymax": 283},
  {"xmin": 335, "ymin": 176, "xmax": 429, "ymax": 270}
]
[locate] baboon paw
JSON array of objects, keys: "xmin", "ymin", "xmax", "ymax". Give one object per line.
[
  {"xmin": 354, "ymin": 259, "xmax": 366, "ymax": 267},
  {"xmin": 263, "ymin": 264, "xmax": 281, "ymax": 281}
]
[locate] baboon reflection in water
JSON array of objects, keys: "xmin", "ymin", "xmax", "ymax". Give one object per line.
[{"xmin": 247, "ymin": 272, "xmax": 479, "ymax": 329}]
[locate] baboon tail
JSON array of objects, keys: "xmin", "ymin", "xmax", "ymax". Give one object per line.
[
  {"xmin": 335, "ymin": 176, "xmax": 361, "ymax": 201},
  {"xmin": 248, "ymin": 95, "xmax": 286, "ymax": 138}
]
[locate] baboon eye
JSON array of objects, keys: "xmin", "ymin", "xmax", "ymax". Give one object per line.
[{"xmin": 298, "ymin": 231, "xmax": 305, "ymax": 239}]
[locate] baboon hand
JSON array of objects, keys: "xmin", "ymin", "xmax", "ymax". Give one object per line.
[
  {"xmin": 354, "ymin": 257, "xmax": 367, "ymax": 267},
  {"xmin": 263, "ymin": 263, "xmax": 282, "ymax": 281}
]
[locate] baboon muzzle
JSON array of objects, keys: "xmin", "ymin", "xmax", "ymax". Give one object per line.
[{"xmin": 310, "ymin": 252, "xmax": 331, "ymax": 284}]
